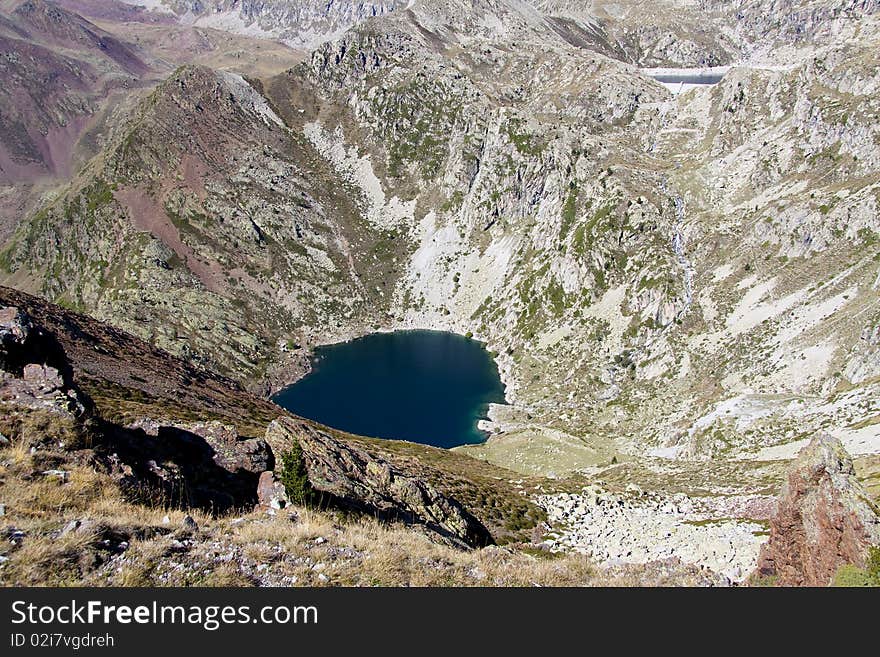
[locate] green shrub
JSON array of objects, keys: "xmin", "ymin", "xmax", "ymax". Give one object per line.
[
  {"xmin": 280, "ymin": 441, "xmax": 314, "ymax": 507},
  {"xmin": 832, "ymin": 547, "xmax": 880, "ymax": 587},
  {"xmin": 833, "ymin": 564, "xmax": 875, "ymax": 587}
]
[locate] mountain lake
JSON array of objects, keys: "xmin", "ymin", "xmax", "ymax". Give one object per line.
[{"xmin": 272, "ymin": 330, "xmax": 507, "ymax": 448}]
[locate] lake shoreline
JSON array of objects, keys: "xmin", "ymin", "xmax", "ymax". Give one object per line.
[{"xmin": 271, "ymin": 330, "xmax": 507, "ymax": 449}]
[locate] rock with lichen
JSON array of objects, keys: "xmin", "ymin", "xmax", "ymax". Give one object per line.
[{"xmin": 266, "ymin": 417, "xmax": 494, "ymax": 548}]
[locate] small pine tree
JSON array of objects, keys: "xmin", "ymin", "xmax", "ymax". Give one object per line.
[{"xmin": 280, "ymin": 441, "xmax": 313, "ymax": 507}]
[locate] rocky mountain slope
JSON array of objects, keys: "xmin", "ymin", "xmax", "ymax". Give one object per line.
[
  {"xmin": 1, "ymin": 61, "xmax": 404, "ymax": 385},
  {"xmin": 0, "ymin": 0, "xmax": 303, "ymax": 238},
  {"xmin": 1, "ymin": 0, "xmax": 879, "ymax": 584},
  {"xmin": 0, "ymin": 0, "xmax": 153, "ymax": 236},
  {"xmin": 0, "ymin": 285, "xmax": 548, "ymax": 545},
  {"xmin": 144, "ymin": 0, "xmax": 402, "ymax": 49},
  {"xmin": 3, "ymin": 0, "xmax": 880, "ymax": 467}
]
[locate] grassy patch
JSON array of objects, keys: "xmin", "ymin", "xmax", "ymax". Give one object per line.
[{"xmin": 832, "ymin": 547, "xmax": 880, "ymax": 587}]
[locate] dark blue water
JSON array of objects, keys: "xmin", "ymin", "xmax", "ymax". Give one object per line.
[{"xmin": 271, "ymin": 330, "xmax": 507, "ymax": 448}]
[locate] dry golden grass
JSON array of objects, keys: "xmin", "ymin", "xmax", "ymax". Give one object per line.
[
  {"xmin": 0, "ymin": 411, "xmax": 715, "ymax": 587},
  {"xmin": 1, "ymin": 409, "xmax": 88, "ymax": 451},
  {"xmin": 4, "ymin": 530, "xmax": 98, "ymax": 586},
  {"xmin": 200, "ymin": 563, "xmax": 257, "ymax": 587},
  {"xmin": 3, "ymin": 469, "xmax": 118, "ymax": 520},
  {"xmin": 110, "ymin": 539, "xmax": 168, "ymax": 587},
  {"xmin": 284, "ymin": 515, "xmax": 599, "ymax": 587}
]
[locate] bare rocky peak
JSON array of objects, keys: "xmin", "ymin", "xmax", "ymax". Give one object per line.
[{"xmin": 754, "ymin": 434, "xmax": 880, "ymax": 586}]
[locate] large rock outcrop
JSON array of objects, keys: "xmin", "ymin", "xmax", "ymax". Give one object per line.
[
  {"xmin": 266, "ymin": 417, "xmax": 494, "ymax": 548},
  {"xmin": 754, "ymin": 434, "xmax": 880, "ymax": 586},
  {"xmin": 1, "ymin": 302, "xmax": 273, "ymax": 513},
  {"xmin": 1, "ymin": 305, "xmax": 88, "ymax": 417}
]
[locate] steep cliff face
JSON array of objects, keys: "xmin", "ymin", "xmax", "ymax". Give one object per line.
[{"xmin": 754, "ymin": 434, "xmax": 880, "ymax": 586}]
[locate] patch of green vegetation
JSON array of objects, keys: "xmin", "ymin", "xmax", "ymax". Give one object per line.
[
  {"xmin": 85, "ymin": 180, "xmax": 115, "ymax": 213},
  {"xmin": 514, "ymin": 261, "xmax": 554, "ymax": 330},
  {"xmin": 683, "ymin": 517, "xmax": 748, "ymax": 528},
  {"xmin": 592, "ymin": 265, "xmax": 606, "ymax": 293},
  {"xmin": 559, "ymin": 181, "xmax": 579, "ymax": 240},
  {"xmin": 0, "ymin": 240, "xmax": 17, "ymax": 273},
  {"xmin": 832, "ymin": 564, "xmax": 875, "ymax": 586},
  {"xmin": 589, "ymin": 320, "xmax": 610, "ymax": 343},
  {"xmin": 503, "ymin": 117, "xmax": 545, "ymax": 156},
  {"xmin": 806, "ymin": 143, "xmax": 843, "ymax": 164},
  {"xmin": 371, "ymin": 77, "xmax": 463, "ymax": 179},
  {"xmin": 441, "ymin": 191, "xmax": 465, "ymax": 213},
  {"xmin": 280, "ymin": 441, "xmax": 315, "ymax": 507},
  {"xmin": 371, "ymin": 228, "xmax": 401, "ymax": 260},
  {"xmin": 750, "ymin": 574, "xmax": 778, "ymax": 587},
  {"xmin": 471, "ymin": 295, "xmax": 494, "ymax": 321},
  {"xmin": 518, "ymin": 545, "xmax": 563, "ymax": 560},
  {"xmin": 4, "ymin": 176, "xmax": 123, "ymax": 302},
  {"xmin": 503, "ymin": 505, "xmax": 539, "ymax": 532},
  {"xmin": 571, "ymin": 200, "xmax": 615, "ymax": 259},
  {"xmin": 832, "ymin": 546, "xmax": 880, "ymax": 587},
  {"xmin": 637, "ymin": 275, "xmax": 670, "ymax": 292},
  {"xmin": 545, "ymin": 278, "xmax": 567, "ymax": 317},
  {"xmin": 857, "ymin": 228, "xmax": 878, "ymax": 246}
]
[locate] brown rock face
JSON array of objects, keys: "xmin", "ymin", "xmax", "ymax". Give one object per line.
[
  {"xmin": 127, "ymin": 420, "xmax": 273, "ymax": 475},
  {"xmin": 266, "ymin": 417, "xmax": 494, "ymax": 549},
  {"xmin": 755, "ymin": 434, "xmax": 880, "ymax": 586},
  {"xmin": 112, "ymin": 418, "xmax": 273, "ymax": 512}
]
